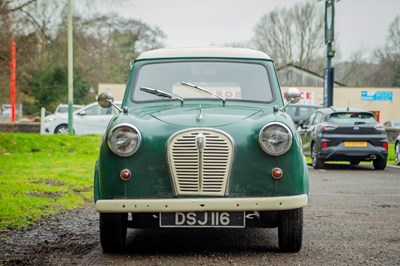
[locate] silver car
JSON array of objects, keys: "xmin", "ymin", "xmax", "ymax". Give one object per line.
[
  {"xmin": 395, "ymin": 134, "xmax": 400, "ymax": 165},
  {"xmin": 43, "ymin": 102, "xmax": 121, "ymax": 135}
]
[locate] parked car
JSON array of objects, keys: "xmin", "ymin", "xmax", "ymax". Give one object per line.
[
  {"xmin": 383, "ymin": 120, "xmax": 400, "ymax": 129},
  {"xmin": 395, "ymin": 134, "xmax": 400, "ymax": 165},
  {"xmin": 298, "ymin": 107, "xmax": 388, "ymax": 169},
  {"xmin": 54, "ymin": 104, "xmax": 83, "ymax": 114},
  {"xmin": 286, "ymin": 104, "xmax": 322, "ymax": 125},
  {"xmin": 94, "ymin": 47, "xmax": 310, "ymax": 253},
  {"xmin": 43, "ymin": 102, "xmax": 121, "ymax": 135}
]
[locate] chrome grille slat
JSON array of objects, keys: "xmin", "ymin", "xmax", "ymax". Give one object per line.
[{"xmin": 168, "ymin": 129, "xmax": 233, "ymax": 196}]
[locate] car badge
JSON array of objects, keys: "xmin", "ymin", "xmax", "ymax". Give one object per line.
[
  {"xmin": 353, "ymin": 127, "xmax": 360, "ymax": 130},
  {"xmin": 196, "ymin": 135, "xmax": 205, "ymax": 150}
]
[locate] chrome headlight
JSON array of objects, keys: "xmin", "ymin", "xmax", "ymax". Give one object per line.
[
  {"xmin": 108, "ymin": 124, "xmax": 141, "ymax": 157},
  {"xmin": 259, "ymin": 122, "xmax": 293, "ymax": 156}
]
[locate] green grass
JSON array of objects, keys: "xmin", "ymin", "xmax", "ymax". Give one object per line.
[{"xmin": 0, "ymin": 133, "xmax": 102, "ymax": 231}]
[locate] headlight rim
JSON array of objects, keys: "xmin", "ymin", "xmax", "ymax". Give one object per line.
[
  {"xmin": 258, "ymin": 122, "xmax": 293, "ymax": 156},
  {"xmin": 107, "ymin": 123, "xmax": 142, "ymax": 157}
]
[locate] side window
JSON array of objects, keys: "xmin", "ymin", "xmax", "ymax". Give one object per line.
[
  {"xmin": 312, "ymin": 112, "xmax": 323, "ymax": 125},
  {"xmin": 305, "ymin": 113, "xmax": 316, "ymax": 126},
  {"xmin": 84, "ymin": 105, "xmax": 109, "ymax": 115}
]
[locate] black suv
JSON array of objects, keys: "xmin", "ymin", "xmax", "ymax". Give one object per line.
[
  {"xmin": 286, "ymin": 104, "xmax": 321, "ymax": 125},
  {"xmin": 298, "ymin": 107, "xmax": 388, "ymax": 170}
]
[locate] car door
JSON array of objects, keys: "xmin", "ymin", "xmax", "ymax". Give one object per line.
[
  {"xmin": 74, "ymin": 104, "xmax": 114, "ymax": 135},
  {"xmin": 299, "ymin": 112, "xmax": 323, "ymax": 156}
]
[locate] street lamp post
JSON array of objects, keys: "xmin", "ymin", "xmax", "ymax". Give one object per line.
[
  {"xmin": 67, "ymin": 0, "xmax": 74, "ymax": 134},
  {"xmin": 324, "ymin": 0, "xmax": 336, "ymax": 107}
]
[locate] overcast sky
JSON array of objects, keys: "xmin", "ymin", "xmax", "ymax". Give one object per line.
[{"xmin": 91, "ymin": 0, "xmax": 400, "ymax": 60}]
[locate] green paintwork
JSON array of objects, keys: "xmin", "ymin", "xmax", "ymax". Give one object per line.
[{"xmin": 94, "ymin": 52, "xmax": 309, "ymax": 203}]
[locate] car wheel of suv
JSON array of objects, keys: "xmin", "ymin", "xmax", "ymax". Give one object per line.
[
  {"xmin": 396, "ymin": 142, "xmax": 400, "ymax": 165},
  {"xmin": 54, "ymin": 124, "xmax": 69, "ymax": 134},
  {"xmin": 278, "ymin": 208, "xmax": 303, "ymax": 252},
  {"xmin": 311, "ymin": 143, "xmax": 324, "ymax": 169},
  {"xmin": 373, "ymin": 158, "xmax": 387, "ymax": 170},
  {"xmin": 100, "ymin": 213, "xmax": 127, "ymax": 253}
]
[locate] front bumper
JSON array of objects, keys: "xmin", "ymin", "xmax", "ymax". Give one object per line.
[{"xmin": 95, "ymin": 194, "xmax": 309, "ymax": 213}]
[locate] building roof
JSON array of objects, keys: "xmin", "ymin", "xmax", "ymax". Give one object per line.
[{"xmin": 277, "ymin": 63, "xmax": 347, "ymax": 87}]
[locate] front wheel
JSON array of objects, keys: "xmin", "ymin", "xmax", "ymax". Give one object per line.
[
  {"xmin": 278, "ymin": 208, "xmax": 303, "ymax": 252},
  {"xmin": 373, "ymin": 158, "xmax": 387, "ymax": 170},
  {"xmin": 100, "ymin": 213, "xmax": 127, "ymax": 253},
  {"xmin": 54, "ymin": 124, "xmax": 69, "ymax": 134},
  {"xmin": 395, "ymin": 142, "xmax": 400, "ymax": 165}
]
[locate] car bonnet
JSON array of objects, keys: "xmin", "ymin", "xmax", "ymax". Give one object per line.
[{"xmin": 147, "ymin": 105, "xmax": 263, "ymax": 127}]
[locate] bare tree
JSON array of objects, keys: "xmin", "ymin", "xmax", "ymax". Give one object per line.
[
  {"xmin": 252, "ymin": 1, "xmax": 325, "ymax": 70},
  {"xmin": 370, "ymin": 15, "xmax": 400, "ymax": 87}
]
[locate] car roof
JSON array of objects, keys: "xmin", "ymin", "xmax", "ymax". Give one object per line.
[
  {"xmin": 136, "ymin": 47, "xmax": 272, "ymax": 61},
  {"xmin": 288, "ymin": 104, "xmax": 322, "ymax": 108},
  {"xmin": 316, "ymin": 107, "xmax": 373, "ymax": 114}
]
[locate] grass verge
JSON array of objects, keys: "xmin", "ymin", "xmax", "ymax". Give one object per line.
[{"xmin": 0, "ymin": 133, "xmax": 102, "ymax": 231}]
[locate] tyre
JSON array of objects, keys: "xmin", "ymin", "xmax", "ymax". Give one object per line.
[
  {"xmin": 311, "ymin": 143, "xmax": 324, "ymax": 169},
  {"xmin": 373, "ymin": 158, "xmax": 387, "ymax": 170},
  {"xmin": 396, "ymin": 142, "xmax": 400, "ymax": 165},
  {"xmin": 54, "ymin": 124, "xmax": 69, "ymax": 134},
  {"xmin": 278, "ymin": 208, "xmax": 303, "ymax": 252},
  {"xmin": 100, "ymin": 213, "xmax": 127, "ymax": 253}
]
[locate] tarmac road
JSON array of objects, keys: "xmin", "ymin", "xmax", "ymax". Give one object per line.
[{"xmin": 1, "ymin": 163, "xmax": 400, "ymax": 265}]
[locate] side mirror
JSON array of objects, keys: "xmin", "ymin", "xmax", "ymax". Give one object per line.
[
  {"xmin": 280, "ymin": 87, "xmax": 301, "ymax": 112},
  {"xmin": 285, "ymin": 87, "xmax": 301, "ymax": 104},
  {"xmin": 78, "ymin": 110, "xmax": 87, "ymax": 116},
  {"xmin": 97, "ymin": 92, "xmax": 114, "ymax": 108}
]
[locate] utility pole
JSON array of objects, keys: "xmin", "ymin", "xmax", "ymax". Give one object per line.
[
  {"xmin": 324, "ymin": 0, "xmax": 336, "ymax": 107},
  {"xmin": 67, "ymin": 0, "xmax": 74, "ymax": 133}
]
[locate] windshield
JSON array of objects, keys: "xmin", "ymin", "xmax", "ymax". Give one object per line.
[
  {"xmin": 328, "ymin": 112, "xmax": 376, "ymax": 124},
  {"xmin": 132, "ymin": 61, "xmax": 274, "ymax": 102}
]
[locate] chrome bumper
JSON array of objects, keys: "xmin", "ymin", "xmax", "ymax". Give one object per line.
[{"xmin": 95, "ymin": 194, "xmax": 308, "ymax": 213}]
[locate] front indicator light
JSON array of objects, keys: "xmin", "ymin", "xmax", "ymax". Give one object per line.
[
  {"xmin": 120, "ymin": 169, "xmax": 132, "ymax": 181},
  {"xmin": 259, "ymin": 122, "xmax": 293, "ymax": 156},
  {"xmin": 271, "ymin": 168, "xmax": 283, "ymax": 180}
]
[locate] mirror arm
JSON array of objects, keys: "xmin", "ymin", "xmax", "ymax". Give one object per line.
[
  {"xmin": 107, "ymin": 99, "xmax": 123, "ymax": 113},
  {"xmin": 279, "ymin": 99, "xmax": 294, "ymax": 111}
]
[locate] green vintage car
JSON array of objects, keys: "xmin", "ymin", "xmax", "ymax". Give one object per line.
[{"xmin": 94, "ymin": 47, "xmax": 309, "ymax": 253}]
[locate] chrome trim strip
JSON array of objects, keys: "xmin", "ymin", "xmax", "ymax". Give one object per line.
[{"xmin": 95, "ymin": 194, "xmax": 309, "ymax": 213}]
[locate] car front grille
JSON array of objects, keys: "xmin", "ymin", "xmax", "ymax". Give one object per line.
[{"xmin": 168, "ymin": 129, "xmax": 233, "ymax": 196}]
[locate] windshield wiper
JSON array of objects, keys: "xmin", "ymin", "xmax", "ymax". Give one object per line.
[
  {"xmin": 181, "ymin": 82, "xmax": 225, "ymax": 107},
  {"xmin": 140, "ymin": 87, "xmax": 183, "ymax": 106}
]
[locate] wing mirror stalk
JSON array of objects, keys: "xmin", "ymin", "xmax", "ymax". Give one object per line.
[{"xmin": 97, "ymin": 92, "xmax": 124, "ymax": 113}]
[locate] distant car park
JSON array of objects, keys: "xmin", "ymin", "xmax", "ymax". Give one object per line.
[
  {"xmin": 43, "ymin": 102, "xmax": 121, "ymax": 135},
  {"xmin": 286, "ymin": 104, "xmax": 321, "ymax": 125}
]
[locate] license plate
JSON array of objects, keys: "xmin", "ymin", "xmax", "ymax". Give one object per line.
[
  {"xmin": 160, "ymin": 211, "xmax": 245, "ymax": 228},
  {"xmin": 344, "ymin": 141, "xmax": 367, "ymax": 147}
]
